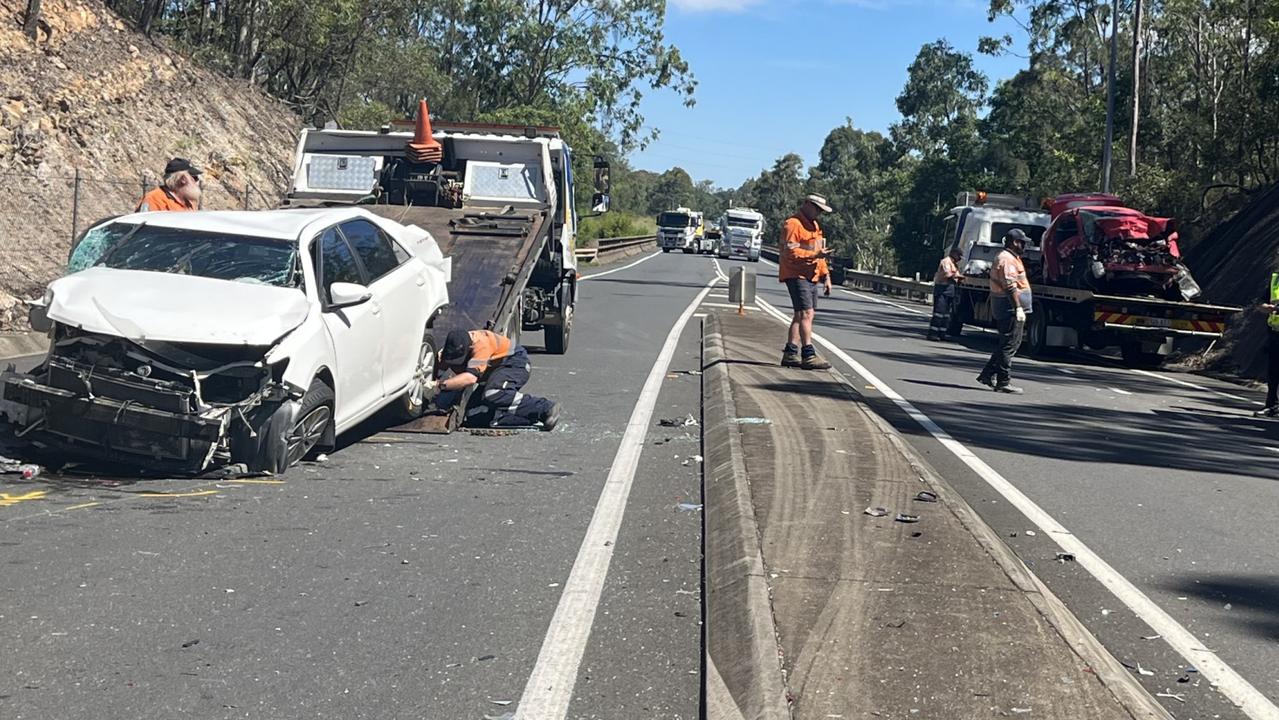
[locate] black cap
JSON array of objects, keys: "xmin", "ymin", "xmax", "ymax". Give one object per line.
[
  {"xmin": 442, "ymin": 329, "xmax": 473, "ymax": 366},
  {"xmin": 164, "ymin": 157, "xmax": 203, "ymax": 177},
  {"xmin": 1004, "ymin": 228, "xmax": 1028, "ymax": 245}
]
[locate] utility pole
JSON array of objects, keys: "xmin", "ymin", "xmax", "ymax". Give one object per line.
[
  {"xmin": 1128, "ymin": 0, "xmax": 1144, "ymax": 178},
  {"xmin": 1101, "ymin": 0, "xmax": 1120, "ymax": 193}
]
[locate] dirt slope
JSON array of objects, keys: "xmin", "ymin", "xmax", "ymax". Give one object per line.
[
  {"xmin": 1184, "ymin": 183, "xmax": 1279, "ymax": 380},
  {"xmin": 0, "ymin": 0, "xmax": 300, "ymax": 330}
]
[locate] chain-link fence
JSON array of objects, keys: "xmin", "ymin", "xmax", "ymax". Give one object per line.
[{"xmin": 0, "ymin": 166, "xmax": 282, "ymax": 330}]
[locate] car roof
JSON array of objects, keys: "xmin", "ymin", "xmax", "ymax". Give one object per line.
[{"xmin": 108, "ymin": 207, "xmax": 376, "ymax": 240}]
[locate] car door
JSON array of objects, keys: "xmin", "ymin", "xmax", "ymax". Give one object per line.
[
  {"xmin": 315, "ymin": 226, "xmax": 385, "ymax": 424},
  {"xmin": 337, "ymin": 218, "xmax": 425, "ymax": 399}
]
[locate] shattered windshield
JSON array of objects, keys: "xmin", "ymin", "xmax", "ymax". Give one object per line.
[
  {"xmin": 96, "ymin": 226, "xmax": 301, "ymax": 287},
  {"xmin": 68, "ymin": 222, "xmax": 138, "ymax": 274}
]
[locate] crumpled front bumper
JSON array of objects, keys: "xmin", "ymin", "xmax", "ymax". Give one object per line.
[{"xmin": 2, "ymin": 368, "xmax": 230, "ymax": 472}]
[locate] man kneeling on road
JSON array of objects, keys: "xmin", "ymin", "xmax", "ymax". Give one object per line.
[
  {"xmin": 779, "ymin": 194, "xmax": 835, "ymax": 370},
  {"xmin": 977, "ymin": 229, "xmax": 1032, "ymax": 394},
  {"xmin": 437, "ymin": 329, "xmax": 561, "ymax": 430}
]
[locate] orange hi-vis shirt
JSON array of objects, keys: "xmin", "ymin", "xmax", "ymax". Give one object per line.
[
  {"xmin": 934, "ymin": 256, "xmax": 961, "ymax": 284},
  {"xmin": 466, "ymin": 330, "xmax": 514, "ymax": 375},
  {"xmin": 991, "ymin": 249, "xmax": 1033, "ymax": 313},
  {"xmin": 136, "ymin": 187, "xmax": 195, "ymax": 212},
  {"xmin": 779, "ymin": 215, "xmax": 824, "ymax": 282}
]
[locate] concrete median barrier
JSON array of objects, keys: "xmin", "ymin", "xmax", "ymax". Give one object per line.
[
  {"xmin": 702, "ymin": 313, "xmax": 790, "ymax": 720},
  {"xmin": 0, "ymin": 332, "xmax": 47, "ymax": 362}
]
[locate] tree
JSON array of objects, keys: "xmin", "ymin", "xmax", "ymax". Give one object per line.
[
  {"xmin": 647, "ymin": 168, "xmax": 696, "ymax": 215},
  {"xmin": 892, "ymin": 40, "xmax": 989, "ymax": 158},
  {"xmin": 744, "ymin": 154, "xmax": 806, "ymax": 241}
]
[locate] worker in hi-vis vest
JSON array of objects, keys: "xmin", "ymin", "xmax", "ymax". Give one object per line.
[{"xmin": 1258, "ymin": 272, "xmax": 1279, "ymax": 418}]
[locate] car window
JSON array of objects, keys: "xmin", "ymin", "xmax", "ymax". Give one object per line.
[
  {"xmin": 339, "ymin": 219, "xmax": 402, "ymax": 281},
  {"xmin": 319, "ymin": 228, "xmax": 364, "ymax": 303}
]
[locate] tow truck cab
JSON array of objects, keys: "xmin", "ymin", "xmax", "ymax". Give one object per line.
[{"xmin": 945, "ymin": 191, "xmax": 1050, "ymax": 278}]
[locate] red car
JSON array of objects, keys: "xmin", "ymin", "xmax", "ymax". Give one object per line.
[{"xmin": 1039, "ymin": 198, "xmax": 1200, "ymax": 300}]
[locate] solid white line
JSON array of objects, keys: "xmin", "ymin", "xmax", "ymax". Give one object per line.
[
  {"xmin": 1129, "ymin": 368, "xmax": 1263, "ymax": 406},
  {"xmin": 516, "ymin": 276, "xmax": 720, "ymax": 719},
  {"xmin": 579, "ymin": 250, "xmax": 662, "ymax": 280},
  {"xmin": 839, "ymin": 288, "xmax": 928, "ymax": 316},
  {"xmin": 1106, "ymin": 387, "xmax": 1133, "ymax": 396},
  {"xmin": 754, "ymin": 296, "xmax": 1279, "ymax": 720}
]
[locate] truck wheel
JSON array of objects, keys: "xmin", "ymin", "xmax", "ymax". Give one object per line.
[
  {"xmin": 546, "ymin": 284, "xmax": 572, "ymax": 355},
  {"xmin": 1025, "ymin": 307, "xmax": 1049, "ymax": 357},
  {"xmin": 662, "ymin": 248, "xmax": 671, "ymax": 253},
  {"xmin": 1120, "ymin": 342, "xmax": 1165, "ymax": 369},
  {"xmin": 393, "ymin": 331, "xmax": 437, "ymax": 421}
]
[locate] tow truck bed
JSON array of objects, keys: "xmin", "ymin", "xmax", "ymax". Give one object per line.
[{"xmin": 364, "ymin": 206, "xmax": 550, "ymax": 433}]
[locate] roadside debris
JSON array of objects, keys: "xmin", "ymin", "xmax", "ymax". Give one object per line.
[
  {"xmin": 315, "ymin": 454, "xmax": 329, "ymax": 463},
  {"xmin": 676, "ymin": 502, "xmax": 703, "ymax": 512},
  {"xmin": 658, "ymin": 415, "xmax": 698, "ymax": 428},
  {"xmin": 0, "ymin": 455, "xmax": 41, "ymax": 480},
  {"xmin": 181, "ymin": 639, "xmax": 200, "ymax": 648},
  {"xmin": 1141, "ymin": 634, "xmax": 1162, "ymax": 641},
  {"xmin": 484, "ymin": 713, "xmax": 516, "ymax": 720},
  {"xmin": 895, "ymin": 513, "xmax": 920, "ymax": 524},
  {"xmin": 914, "ymin": 491, "xmax": 938, "ymax": 503},
  {"xmin": 1155, "ymin": 692, "xmax": 1187, "ymax": 704},
  {"xmin": 863, "ymin": 507, "xmax": 889, "ymax": 518},
  {"xmin": 680, "ymin": 455, "xmax": 704, "ymax": 466},
  {"xmin": 1011, "ymin": 709, "xmax": 1032, "ymax": 715},
  {"xmin": 733, "ymin": 417, "xmax": 772, "ymax": 425},
  {"xmin": 1055, "ymin": 552, "xmax": 1076, "ymax": 563}
]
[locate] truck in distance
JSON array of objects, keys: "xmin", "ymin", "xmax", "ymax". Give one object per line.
[
  {"xmin": 658, "ymin": 207, "xmax": 701, "ymax": 254},
  {"xmin": 717, "ymin": 207, "xmax": 765, "ymax": 262}
]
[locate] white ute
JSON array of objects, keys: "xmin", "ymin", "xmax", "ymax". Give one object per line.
[{"xmin": 2, "ymin": 208, "xmax": 451, "ymax": 474}]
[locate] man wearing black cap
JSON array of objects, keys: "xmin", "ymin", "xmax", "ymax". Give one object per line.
[
  {"xmin": 436, "ymin": 328, "xmax": 560, "ymax": 430},
  {"xmin": 977, "ymin": 229, "xmax": 1033, "ymax": 393},
  {"xmin": 136, "ymin": 158, "xmax": 203, "ymax": 212}
]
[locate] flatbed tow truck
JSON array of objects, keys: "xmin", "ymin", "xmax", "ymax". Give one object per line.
[
  {"xmin": 944, "ymin": 192, "xmax": 1241, "ymax": 368},
  {"xmin": 286, "ymin": 101, "xmax": 610, "ymax": 430}
]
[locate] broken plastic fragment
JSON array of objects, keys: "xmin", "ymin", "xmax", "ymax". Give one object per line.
[
  {"xmin": 733, "ymin": 417, "xmax": 772, "ymax": 425},
  {"xmin": 894, "ymin": 513, "xmax": 920, "ymax": 524},
  {"xmin": 1056, "ymin": 552, "xmax": 1076, "ymax": 563},
  {"xmin": 676, "ymin": 502, "xmax": 703, "ymax": 512},
  {"xmin": 914, "ymin": 491, "xmax": 938, "ymax": 503},
  {"xmin": 863, "ymin": 506, "xmax": 889, "ymax": 518}
]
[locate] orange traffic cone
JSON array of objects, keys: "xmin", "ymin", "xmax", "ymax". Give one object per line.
[{"xmin": 407, "ymin": 98, "xmax": 443, "ymax": 164}]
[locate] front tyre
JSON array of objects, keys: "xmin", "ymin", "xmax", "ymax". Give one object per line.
[
  {"xmin": 235, "ymin": 378, "xmax": 334, "ymax": 474},
  {"xmin": 394, "ymin": 331, "xmax": 437, "ymax": 421}
]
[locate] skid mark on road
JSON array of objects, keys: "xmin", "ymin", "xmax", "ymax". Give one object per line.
[{"xmin": 755, "ymin": 295, "xmax": 1279, "ymax": 720}]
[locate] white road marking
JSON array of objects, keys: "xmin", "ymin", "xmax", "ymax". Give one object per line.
[
  {"xmin": 515, "ymin": 275, "xmax": 720, "ymax": 719},
  {"xmin": 579, "ymin": 250, "xmax": 662, "ymax": 280},
  {"xmin": 1106, "ymin": 387, "xmax": 1133, "ymax": 396},
  {"xmin": 1130, "ymin": 368, "xmax": 1263, "ymax": 406},
  {"xmin": 754, "ymin": 296, "xmax": 1279, "ymax": 720},
  {"xmin": 839, "ymin": 288, "xmax": 928, "ymax": 316}
]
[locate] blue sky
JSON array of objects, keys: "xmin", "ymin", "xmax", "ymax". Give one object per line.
[{"xmin": 627, "ymin": 0, "xmax": 1030, "ymax": 188}]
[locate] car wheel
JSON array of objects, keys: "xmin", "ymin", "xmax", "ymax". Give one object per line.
[
  {"xmin": 235, "ymin": 378, "xmax": 334, "ymax": 474},
  {"xmin": 394, "ymin": 331, "xmax": 437, "ymax": 421}
]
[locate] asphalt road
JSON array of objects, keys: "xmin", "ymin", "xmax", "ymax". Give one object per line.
[
  {"xmin": 736, "ymin": 256, "xmax": 1279, "ymax": 719},
  {"xmin": 0, "ymin": 251, "xmax": 721, "ymax": 719}
]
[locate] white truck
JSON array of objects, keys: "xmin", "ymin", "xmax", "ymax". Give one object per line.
[
  {"xmin": 717, "ymin": 207, "xmax": 765, "ymax": 262},
  {"xmin": 658, "ymin": 207, "xmax": 700, "ymax": 254}
]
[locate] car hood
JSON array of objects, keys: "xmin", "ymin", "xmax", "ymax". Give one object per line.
[{"xmin": 46, "ymin": 268, "xmax": 311, "ymax": 346}]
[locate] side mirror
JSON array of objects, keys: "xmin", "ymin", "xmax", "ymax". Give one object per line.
[
  {"xmin": 329, "ymin": 282, "xmax": 373, "ymax": 309},
  {"xmin": 589, "ymin": 156, "xmax": 611, "ymax": 214},
  {"xmin": 591, "ymin": 192, "xmax": 611, "ymax": 214}
]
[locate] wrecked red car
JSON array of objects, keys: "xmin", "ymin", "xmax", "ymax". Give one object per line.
[{"xmin": 1040, "ymin": 199, "xmax": 1201, "ymax": 301}]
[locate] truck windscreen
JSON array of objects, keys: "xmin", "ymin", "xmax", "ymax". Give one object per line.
[
  {"xmin": 658, "ymin": 213, "xmax": 691, "ymax": 228},
  {"xmin": 991, "ymin": 222, "xmax": 1046, "ymax": 248}
]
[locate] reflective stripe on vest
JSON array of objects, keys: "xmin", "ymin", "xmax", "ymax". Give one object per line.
[{"xmin": 1270, "ymin": 273, "xmax": 1279, "ymax": 332}]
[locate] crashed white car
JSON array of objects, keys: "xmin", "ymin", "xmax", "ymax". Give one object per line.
[{"xmin": 2, "ymin": 208, "xmax": 450, "ymax": 474}]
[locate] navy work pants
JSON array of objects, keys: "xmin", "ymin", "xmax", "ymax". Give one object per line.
[
  {"xmin": 465, "ymin": 347, "xmax": 553, "ymax": 427},
  {"xmin": 928, "ymin": 284, "xmax": 957, "ymax": 338}
]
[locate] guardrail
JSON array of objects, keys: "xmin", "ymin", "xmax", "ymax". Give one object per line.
[
  {"xmin": 574, "ymin": 235, "xmax": 656, "ymax": 263},
  {"xmin": 844, "ymin": 269, "xmax": 934, "ymax": 302}
]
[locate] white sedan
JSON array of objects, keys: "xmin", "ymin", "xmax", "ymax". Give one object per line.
[{"xmin": 1, "ymin": 208, "xmax": 450, "ymax": 474}]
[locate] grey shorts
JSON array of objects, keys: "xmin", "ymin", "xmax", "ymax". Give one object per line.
[{"xmin": 785, "ymin": 278, "xmax": 820, "ymax": 312}]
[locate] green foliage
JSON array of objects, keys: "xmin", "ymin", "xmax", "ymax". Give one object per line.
[{"xmin": 578, "ymin": 212, "xmax": 657, "ymax": 242}]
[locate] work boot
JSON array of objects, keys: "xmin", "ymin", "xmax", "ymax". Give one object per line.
[
  {"xmin": 993, "ymin": 383, "xmax": 1024, "ymax": 395},
  {"xmin": 781, "ymin": 350, "xmax": 801, "ymax": 368},
  {"xmin": 975, "ymin": 374, "xmax": 995, "ymax": 389},
  {"xmin": 1255, "ymin": 405, "xmax": 1279, "ymax": 418},
  {"xmin": 540, "ymin": 402, "xmax": 561, "ymax": 431},
  {"xmin": 801, "ymin": 354, "xmax": 832, "ymax": 370}
]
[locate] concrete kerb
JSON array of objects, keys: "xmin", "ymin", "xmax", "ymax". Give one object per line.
[
  {"xmin": 702, "ymin": 314, "xmax": 791, "ymax": 720},
  {"xmin": 827, "ymin": 363, "xmax": 1174, "ymax": 720},
  {"xmin": 0, "ymin": 332, "xmax": 48, "ymax": 363}
]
